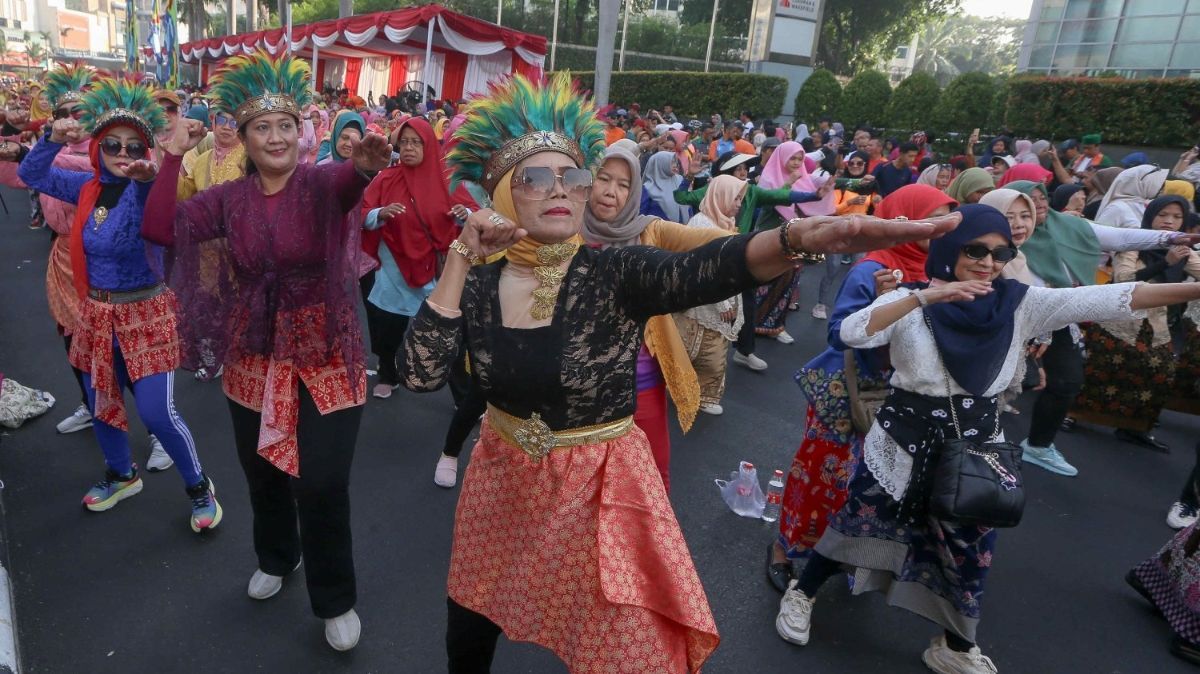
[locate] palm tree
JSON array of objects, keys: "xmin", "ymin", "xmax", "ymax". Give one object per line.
[
  {"xmin": 912, "ymin": 18, "xmax": 960, "ymax": 87},
  {"xmin": 23, "ymin": 31, "xmax": 47, "ymax": 78}
]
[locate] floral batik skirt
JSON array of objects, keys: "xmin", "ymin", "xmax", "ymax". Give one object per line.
[
  {"xmin": 1132, "ymin": 523, "xmax": 1200, "ymax": 646},
  {"xmin": 1166, "ymin": 317, "xmax": 1200, "ymax": 416},
  {"xmin": 815, "ymin": 460, "xmax": 997, "ymax": 642},
  {"xmin": 1072, "ymin": 320, "xmax": 1174, "ymax": 432},
  {"xmin": 754, "ymin": 266, "xmax": 799, "ymax": 337},
  {"xmin": 447, "ymin": 421, "xmax": 719, "ymax": 673}
]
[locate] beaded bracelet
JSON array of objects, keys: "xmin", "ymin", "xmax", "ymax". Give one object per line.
[{"xmin": 779, "ymin": 219, "xmax": 825, "ymax": 264}]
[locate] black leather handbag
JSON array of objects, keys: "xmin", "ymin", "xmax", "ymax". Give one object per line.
[{"xmin": 923, "ymin": 313, "xmax": 1026, "ymax": 528}]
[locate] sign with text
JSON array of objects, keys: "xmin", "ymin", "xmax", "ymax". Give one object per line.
[{"xmin": 775, "ymin": 0, "xmax": 819, "ymax": 21}]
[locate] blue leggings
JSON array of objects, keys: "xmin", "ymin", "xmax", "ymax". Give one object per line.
[{"xmin": 81, "ymin": 340, "xmax": 203, "ymax": 488}]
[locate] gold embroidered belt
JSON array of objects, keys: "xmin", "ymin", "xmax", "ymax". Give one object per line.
[{"xmin": 486, "ymin": 404, "xmax": 634, "ymax": 461}]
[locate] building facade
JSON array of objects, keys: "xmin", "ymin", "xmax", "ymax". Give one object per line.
[{"xmin": 1018, "ymin": 0, "xmax": 1200, "ymax": 78}]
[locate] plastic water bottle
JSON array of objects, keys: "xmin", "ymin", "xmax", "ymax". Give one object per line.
[{"xmin": 762, "ymin": 470, "xmax": 785, "ymax": 522}]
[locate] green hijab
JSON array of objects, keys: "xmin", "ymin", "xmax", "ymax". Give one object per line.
[
  {"xmin": 330, "ymin": 111, "xmax": 365, "ymax": 163},
  {"xmin": 1008, "ymin": 179, "xmax": 1101, "ymax": 288},
  {"xmin": 946, "ymin": 167, "xmax": 994, "ymax": 203}
]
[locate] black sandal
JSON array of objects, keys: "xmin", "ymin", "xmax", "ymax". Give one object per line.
[{"xmin": 766, "ymin": 541, "xmax": 793, "ymax": 593}]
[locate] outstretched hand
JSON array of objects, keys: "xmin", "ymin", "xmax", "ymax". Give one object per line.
[
  {"xmin": 120, "ymin": 159, "xmax": 158, "ymax": 182},
  {"xmin": 793, "ymin": 211, "xmax": 960, "ymax": 255},
  {"xmin": 350, "ymin": 132, "xmax": 392, "ymax": 173}
]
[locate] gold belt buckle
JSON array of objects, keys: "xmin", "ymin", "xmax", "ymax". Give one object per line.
[{"xmin": 512, "ymin": 412, "xmax": 556, "ymax": 461}]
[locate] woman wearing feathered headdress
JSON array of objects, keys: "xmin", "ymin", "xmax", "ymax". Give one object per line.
[
  {"xmin": 397, "ymin": 72, "xmax": 954, "ymax": 673},
  {"xmin": 141, "ymin": 52, "xmax": 392, "ymax": 652},
  {"xmin": 17, "ymin": 75, "xmax": 221, "ymax": 531}
]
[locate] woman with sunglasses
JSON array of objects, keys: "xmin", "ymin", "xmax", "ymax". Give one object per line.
[
  {"xmin": 776, "ymin": 203, "xmax": 1200, "ymax": 674},
  {"xmin": 16, "ymin": 75, "xmax": 220, "ymax": 531},
  {"xmin": 399, "ymin": 73, "xmax": 952, "ymax": 673},
  {"xmin": 810, "ymin": 150, "xmax": 881, "ymax": 320},
  {"xmin": 141, "ymin": 53, "xmax": 391, "ymax": 652}
]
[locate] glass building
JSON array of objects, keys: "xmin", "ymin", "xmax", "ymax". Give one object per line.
[{"xmin": 1018, "ymin": 0, "xmax": 1200, "ymax": 78}]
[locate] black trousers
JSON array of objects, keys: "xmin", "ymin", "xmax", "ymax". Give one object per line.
[
  {"xmin": 359, "ymin": 271, "xmax": 411, "ymax": 386},
  {"xmin": 1026, "ymin": 327, "xmax": 1084, "ymax": 448},
  {"xmin": 735, "ymin": 288, "xmax": 757, "ymax": 356},
  {"xmin": 444, "ymin": 344, "xmax": 487, "ymax": 458},
  {"xmin": 228, "ymin": 386, "xmax": 362, "ymax": 619},
  {"xmin": 1180, "ymin": 442, "xmax": 1200, "ymax": 508},
  {"xmin": 447, "ymin": 597, "xmax": 502, "ymax": 673}
]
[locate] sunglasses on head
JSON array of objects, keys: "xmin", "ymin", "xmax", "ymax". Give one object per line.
[
  {"xmin": 213, "ymin": 113, "xmax": 237, "ymax": 129},
  {"xmin": 512, "ymin": 166, "xmax": 593, "ymax": 202},
  {"xmin": 53, "ymin": 107, "xmax": 83, "ymax": 120},
  {"xmin": 961, "ymin": 243, "xmax": 1017, "ymax": 263},
  {"xmin": 99, "ymin": 136, "xmax": 149, "ymax": 160}
]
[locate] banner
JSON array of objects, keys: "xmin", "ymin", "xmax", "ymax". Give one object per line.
[
  {"xmin": 148, "ymin": 0, "xmax": 178, "ymax": 86},
  {"xmin": 124, "ymin": 0, "xmax": 138, "ymax": 73}
]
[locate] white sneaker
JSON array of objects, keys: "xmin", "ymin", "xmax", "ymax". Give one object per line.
[
  {"xmin": 700, "ymin": 402, "xmax": 724, "ymax": 416},
  {"xmin": 372, "ymin": 383, "xmax": 397, "ymax": 399},
  {"xmin": 56, "ymin": 404, "xmax": 93, "ymax": 434},
  {"xmin": 775, "ymin": 330, "xmax": 795, "ymax": 345},
  {"xmin": 434, "ymin": 454, "xmax": 459, "ymax": 488},
  {"xmin": 146, "ymin": 435, "xmax": 174, "ymax": 472},
  {"xmin": 733, "ymin": 352, "xmax": 768, "ymax": 372},
  {"xmin": 775, "ymin": 579, "xmax": 815, "ymax": 646},
  {"xmin": 811, "ymin": 304, "xmax": 828, "ymax": 320},
  {"xmin": 1168, "ymin": 501, "xmax": 1200, "ymax": 530},
  {"xmin": 325, "ymin": 609, "xmax": 361, "ymax": 651},
  {"xmin": 922, "ymin": 634, "xmax": 998, "ymax": 674}
]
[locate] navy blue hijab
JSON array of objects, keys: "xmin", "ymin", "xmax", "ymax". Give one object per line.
[{"xmin": 923, "ymin": 204, "xmax": 1030, "ymax": 396}]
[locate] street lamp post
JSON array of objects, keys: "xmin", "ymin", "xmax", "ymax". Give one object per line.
[
  {"xmin": 550, "ymin": 0, "xmax": 560, "ymax": 71},
  {"xmin": 618, "ymin": 0, "xmax": 631, "ymax": 71},
  {"xmin": 593, "ymin": 0, "xmax": 618, "ymax": 106},
  {"xmin": 704, "ymin": 0, "xmax": 719, "ymax": 73}
]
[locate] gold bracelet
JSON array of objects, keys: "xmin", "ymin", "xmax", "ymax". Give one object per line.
[
  {"xmin": 449, "ymin": 239, "xmax": 482, "ymax": 266},
  {"xmin": 779, "ymin": 219, "xmax": 825, "ymax": 264}
]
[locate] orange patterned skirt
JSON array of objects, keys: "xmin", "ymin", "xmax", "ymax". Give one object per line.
[
  {"xmin": 46, "ymin": 237, "xmax": 82, "ymax": 335},
  {"xmin": 68, "ymin": 290, "xmax": 180, "ymax": 430},
  {"xmin": 448, "ymin": 421, "xmax": 720, "ymax": 673}
]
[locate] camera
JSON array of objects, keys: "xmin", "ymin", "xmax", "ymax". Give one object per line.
[{"xmin": 834, "ymin": 177, "xmax": 877, "ymax": 194}]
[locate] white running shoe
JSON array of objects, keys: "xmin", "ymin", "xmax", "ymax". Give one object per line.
[
  {"xmin": 811, "ymin": 304, "xmax": 828, "ymax": 320},
  {"xmin": 700, "ymin": 402, "xmax": 724, "ymax": 416},
  {"xmin": 247, "ymin": 561, "xmax": 300, "ymax": 600},
  {"xmin": 434, "ymin": 454, "xmax": 459, "ymax": 488},
  {"xmin": 1168, "ymin": 501, "xmax": 1200, "ymax": 530},
  {"xmin": 922, "ymin": 634, "xmax": 998, "ymax": 674},
  {"xmin": 775, "ymin": 330, "xmax": 795, "ymax": 345},
  {"xmin": 146, "ymin": 435, "xmax": 174, "ymax": 472},
  {"xmin": 325, "ymin": 609, "xmax": 361, "ymax": 651},
  {"xmin": 56, "ymin": 404, "xmax": 93, "ymax": 434},
  {"xmin": 733, "ymin": 352, "xmax": 768, "ymax": 372},
  {"xmin": 372, "ymin": 383, "xmax": 397, "ymax": 399},
  {"xmin": 775, "ymin": 579, "xmax": 815, "ymax": 646}
]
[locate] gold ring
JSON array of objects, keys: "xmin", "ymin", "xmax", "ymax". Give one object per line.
[{"xmin": 488, "ymin": 213, "xmax": 505, "ymax": 226}]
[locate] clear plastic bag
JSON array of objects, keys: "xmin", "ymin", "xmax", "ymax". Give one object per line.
[{"xmin": 714, "ymin": 461, "xmax": 766, "ymax": 518}]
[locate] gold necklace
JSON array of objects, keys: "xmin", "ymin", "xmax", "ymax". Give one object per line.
[
  {"xmin": 92, "ymin": 206, "xmax": 108, "ymax": 230},
  {"xmin": 529, "ymin": 242, "xmax": 579, "ymax": 320}
]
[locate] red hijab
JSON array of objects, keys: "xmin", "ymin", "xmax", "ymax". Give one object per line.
[
  {"xmin": 997, "ymin": 162, "xmax": 1052, "ymax": 188},
  {"xmin": 860, "ymin": 184, "xmax": 957, "ymax": 284},
  {"xmin": 361, "ymin": 117, "xmax": 464, "ymax": 287}
]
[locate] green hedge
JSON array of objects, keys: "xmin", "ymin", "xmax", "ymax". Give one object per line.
[
  {"xmin": 886, "ymin": 72, "xmax": 940, "ymax": 130},
  {"xmin": 559, "ymin": 71, "xmax": 789, "ymax": 120},
  {"xmin": 837, "ymin": 70, "xmax": 892, "ymax": 129},
  {"xmin": 1002, "ymin": 76, "xmax": 1200, "ymax": 147},
  {"xmin": 933, "ymin": 72, "xmax": 994, "ymax": 133},
  {"xmin": 793, "ymin": 68, "xmax": 841, "ymax": 124}
]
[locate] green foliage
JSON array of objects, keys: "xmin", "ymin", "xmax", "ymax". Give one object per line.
[
  {"xmin": 561, "ymin": 71, "xmax": 789, "ymax": 119},
  {"xmin": 885, "ymin": 71, "xmax": 939, "ymax": 129},
  {"xmin": 836, "ymin": 70, "xmax": 891, "ymax": 128},
  {"xmin": 793, "ymin": 69, "xmax": 841, "ymax": 124},
  {"xmin": 913, "ymin": 14, "xmax": 1022, "ymax": 87},
  {"xmin": 932, "ymin": 71, "xmax": 993, "ymax": 132},
  {"xmin": 1003, "ymin": 76, "xmax": 1200, "ymax": 148},
  {"xmin": 817, "ymin": 0, "xmax": 959, "ymax": 76},
  {"xmin": 986, "ymin": 75, "xmax": 1010, "ymax": 132},
  {"xmin": 678, "ymin": 0, "xmax": 753, "ymax": 38}
]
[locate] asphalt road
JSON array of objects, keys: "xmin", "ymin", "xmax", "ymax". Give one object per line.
[{"xmin": 0, "ymin": 183, "xmax": 1195, "ymax": 673}]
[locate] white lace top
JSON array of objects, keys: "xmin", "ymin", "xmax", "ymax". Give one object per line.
[
  {"xmin": 679, "ymin": 214, "xmax": 743, "ymax": 340},
  {"xmin": 840, "ymin": 282, "xmax": 1146, "ymax": 499}
]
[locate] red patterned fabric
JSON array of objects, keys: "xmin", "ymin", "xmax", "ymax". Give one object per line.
[
  {"xmin": 448, "ymin": 422, "xmax": 719, "ymax": 673},
  {"xmin": 69, "ymin": 291, "xmax": 181, "ymax": 430},
  {"xmin": 778, "ymin": 405, "xmax": 859, "ymax": 555},
  {"xmin": 634, "ymin": 383, "xmax": 671, "ymax": 493}
]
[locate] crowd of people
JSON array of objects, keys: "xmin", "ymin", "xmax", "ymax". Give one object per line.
[{"xmin": 2, "ymin": 59, "xmax": 1200, "ymax": 673}]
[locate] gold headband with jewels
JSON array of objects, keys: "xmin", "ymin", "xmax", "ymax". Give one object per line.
[
  {"xmin": 483, "ymin": 131, "xmax": 584, "ymax": 194},
  {"xmin": 91, "ymin": 108, "xmax": 155, "ymax": 146},
  {"xmin": 233, "ymin": 93, "xmax": 301, "ymax": 126},
  {"xmin": 56, "ymin": 90, "xmax": 84, "ymax": 107}
]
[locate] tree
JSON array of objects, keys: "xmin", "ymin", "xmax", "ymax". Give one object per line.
[
  {"xmin": 912, "ymin": 14, "xmax": 1022, "ymax": 86},
  {"xmin": 836, "ymin": 70, "xmax": 891, "ymax": 129},
  {"xmin": 933, "ymin": 71, "xmax": 993, "ymax": 132},
  {"xmin": 0, "ymin": 33, "xmax": 8, "ymax": 63},
  {"xmin": 23, "ymin": 32, "xmax": 47, "ymax": 78},
  {"xmin": 885, "ymin": 71, "xmax": 939, "ymax": 129},
  {"xmin": 816, "ymin": 0, "xmax": 959, "ymax": 76},
  {"xmin": 793, "ymin": 68, "xmax": 841, "ymax": 126},
  {"xmin": 679, "ymin": 0, "xmax": 752, "ymax": 39}
]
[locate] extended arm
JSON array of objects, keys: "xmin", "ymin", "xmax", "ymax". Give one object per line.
[
  {"xmin": 753, "ymin": 185, "xmax": 819, "ymax": 207},
  {"xmin": 1090, "ymin": 221, "xmax": 1178, "ymax": 252},
  {"xmin": 141, "ymin": 152, "xmax": 230, "ymax": 246},
  {"xmin": 650, "ymin": 219, "xmax": 729, "ymax": 251},
  {"xmin": 673, "ymin": 185, "xmax": 705, "ymax": 207},
  {"xmin": 16, "ymin": 138, "xmax": 90, "ymax": 204}
]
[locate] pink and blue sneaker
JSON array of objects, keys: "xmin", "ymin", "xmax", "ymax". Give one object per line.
[
  {"xmin": 82, "ymin": 466, "xmax": 143, "ymax": 512},
  {"xmin": 187, "ymin": 475, "xmax": 223, "ymax": 533}
]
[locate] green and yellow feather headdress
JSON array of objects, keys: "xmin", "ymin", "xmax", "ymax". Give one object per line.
[
  {"xmin": 210, "ymin": 52, "xmax": 313, "ymax": 126},
  {"xmin": 448, "ymin": 72, "xmax": 606, "ymax": 195},
  {"xmin": 78, "ymin": 75, "xmax": 167, "ymax": 145},
  {"xmin": 44, "ymin": 62, "xmax": 97, "ymax": 109}
]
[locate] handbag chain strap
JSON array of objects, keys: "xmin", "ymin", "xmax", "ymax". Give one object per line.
[{"xmin": 921, "ymin": 309, "xmax": 1001, "ymax": 442}]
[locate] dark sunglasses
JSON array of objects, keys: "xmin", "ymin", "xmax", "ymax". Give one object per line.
[
  {"xmin": 53, "ymin": 107, "xmax": 83, "ymax": 120},
  {"xmin": 213, "ymin": 113, "xmax": 237, "ymax": 129},
  {"xmin": 513, "ymin": 166, "xmax": 593, "ymax": 201},
  {"xmin": 99, "ymin": 136, "xmax": 149, "ymax": 160},
  {"xmin": 961, "ymin": 243, "xmax": 1017, "ymax": 263},
  {"xmin": 163, "ymin": 104, "xmax": 179, "ymax": 114}
]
